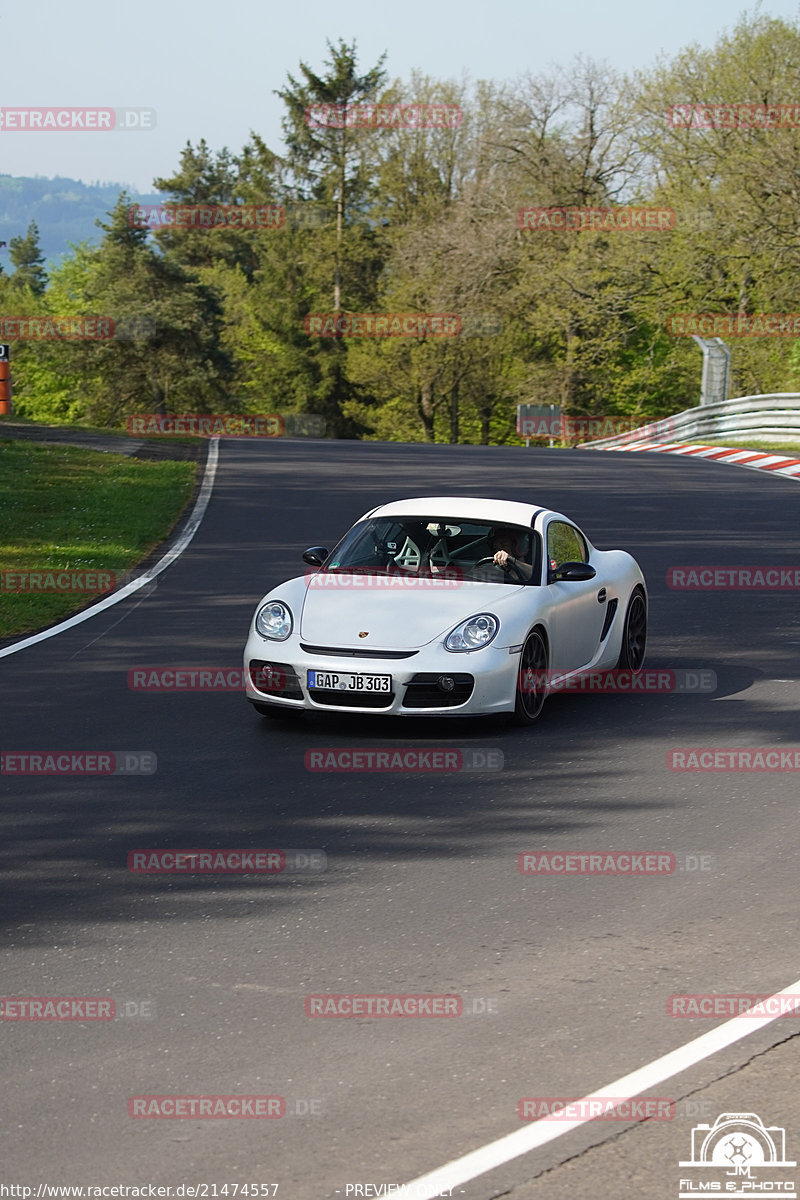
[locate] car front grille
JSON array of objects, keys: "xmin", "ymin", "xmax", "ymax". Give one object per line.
[
  {"xmin": 300, "ymin": 644, "xmax": 417, "ymax": 659},
  {"xmin": 402, "ymin": 673, "xmax": 474, "ymax": 709},
  {"xmin": 308, "ymin": 689, "xmax": 395, "ymax": 709}
]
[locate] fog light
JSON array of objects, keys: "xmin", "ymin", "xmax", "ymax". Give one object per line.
[{"xmin": 438, "ymin": 675, "xmax": 455, "ymax": 692}]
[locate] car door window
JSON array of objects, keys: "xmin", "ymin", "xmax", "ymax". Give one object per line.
[{"xmin": 547, "ymin": 522, "xmax": 587, "ymax": 570}]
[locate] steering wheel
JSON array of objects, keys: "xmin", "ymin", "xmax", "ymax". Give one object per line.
[{"xmin": 472, "ymin": 556, "xmax": 527, "ymax": 583}]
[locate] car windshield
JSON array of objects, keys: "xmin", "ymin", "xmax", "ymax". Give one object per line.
[{"xmin": 323, "ymin": 517, "xmax": 540, "ymax": 585}]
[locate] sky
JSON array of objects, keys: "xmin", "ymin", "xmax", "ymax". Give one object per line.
[{"xmin": 2, "ymin": 0, "xmax": 800, "ymax": 194}]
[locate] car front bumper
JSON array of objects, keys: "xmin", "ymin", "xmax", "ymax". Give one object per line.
[{"xmin": 243, "ymin": 632, "xmax": 521, "ymax": 716}]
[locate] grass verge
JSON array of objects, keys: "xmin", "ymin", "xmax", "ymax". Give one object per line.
[{"xmin": 0, "ymin": 440, "xmax": 196, "ymax": 639}]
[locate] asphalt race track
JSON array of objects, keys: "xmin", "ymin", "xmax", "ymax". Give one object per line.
[{"xmin": 2, "ymin": 439, "xmax": 800, "ymax": 1198}]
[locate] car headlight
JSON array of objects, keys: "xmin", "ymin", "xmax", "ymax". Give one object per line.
[
  {"xmin": 255, "ymin": 600, "xmax": 293, "ymax": 641},
  {"xmin": 445, "ymin": 613, "xmax": 499, "ymax": 652}
]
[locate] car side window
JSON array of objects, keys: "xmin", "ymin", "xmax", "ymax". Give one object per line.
[{"xmin": 547, "ymin": 522, "xmax": 587, "ymax": 569}]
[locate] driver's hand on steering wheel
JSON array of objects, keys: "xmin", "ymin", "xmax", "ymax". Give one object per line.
[{"xmin": 491, "ymin": 548, "xmax": 532, "ymax": 580}]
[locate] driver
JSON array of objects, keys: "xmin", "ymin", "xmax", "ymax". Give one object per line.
[{"xmin": 488, "ymin": 527, "xmax": 533, "ymax": 580}]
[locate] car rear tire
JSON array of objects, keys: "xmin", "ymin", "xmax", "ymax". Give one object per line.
[
  {"xmin": 617, "ymin": 588, "xmax": 647, "ymax": 671},
  {"xmin": 512, "ymin": 628, "xmax": 548, "ymax": 725}
]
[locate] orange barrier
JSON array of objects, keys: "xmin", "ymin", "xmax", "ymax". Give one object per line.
[{"xmin": 0, "ymin": 360, "xmax": 11, "ymax": 415}]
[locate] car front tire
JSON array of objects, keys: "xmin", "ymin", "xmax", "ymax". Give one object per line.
[{"xmin": 512, "ymin": 628, "xmax": 549, "ymax": 726}]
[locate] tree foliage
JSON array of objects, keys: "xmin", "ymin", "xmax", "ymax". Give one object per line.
[
  {"xmin": 7, "ymin": 13, "xmax": 800, "ymax": 436},
  {"xmin": 9, "ymin": 222, "xmax": 47, "ymax": 295}
]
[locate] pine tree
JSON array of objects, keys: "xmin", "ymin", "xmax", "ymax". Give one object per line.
[
  {"xmin": 9, "ymin": 221, "xmax": 47, "ymax": 295},
  {"xmin": 276, "ymin": 37, "xmax": 387, "ymax": 309}
]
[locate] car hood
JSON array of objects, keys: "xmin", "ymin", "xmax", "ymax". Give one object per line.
[{"xmin": 298, "ymin": 575, "xmax": 524, "ymax": 650}]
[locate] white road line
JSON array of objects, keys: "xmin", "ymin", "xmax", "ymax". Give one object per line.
[
  {"xmin": 398, "ymin": 978, "xmax": 800, "ymax": 1200},
  {"xmin": 0, "ymin": 439, "xmax": 220, "ymax": 659}
]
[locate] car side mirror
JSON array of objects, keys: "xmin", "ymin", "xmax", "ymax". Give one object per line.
[
  {"xmin": 550, "ymin": 560, "xmax": 596, "ymax": 582},
  {"xmin": 302, "ymin": 546, "xmax": 329, "ymax": 567}
]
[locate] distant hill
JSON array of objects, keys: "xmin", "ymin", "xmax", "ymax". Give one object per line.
[{"xmin": 0, "ymin": 174, "xmax": 162, "ymax": 270}]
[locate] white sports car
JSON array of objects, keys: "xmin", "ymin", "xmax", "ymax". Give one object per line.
[{"xmin": 243, "ymin": 497, "xmax": 647, "ymax": 724}]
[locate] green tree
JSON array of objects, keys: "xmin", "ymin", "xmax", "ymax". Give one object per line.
[
  {"xmin": 630, "ymin": 12, "xmax": 800, "ymax": 398},
  {"xmin": 276, "ymin": 37, "xmax": 387, "ymax": 309},
  {"xmin": 152, "ymin": 140, "xmax": 271, "ymax": 282},
  {"xmin": 228, "ymin": 40, "xmax": 391, "ymax": 436},
  {"xmin": 371, "ymin": 72, "xmax": 469, "ymax": 226},
  {"xmin": 28, "ymin": 196, "xmax": 235, "ymax": 425},
  {"xmin": 9, "ymin": 221, "xmax": 47, "ymax": 295}
]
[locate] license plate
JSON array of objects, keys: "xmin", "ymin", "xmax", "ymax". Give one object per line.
[{"xmin": 307, "ymin": 670, "xmax": 391, "ymax": 693}]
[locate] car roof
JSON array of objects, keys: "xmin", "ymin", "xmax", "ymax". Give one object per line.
[{"xmin": 363, "ymin": 496, "xmax": 553, "ymax": 526}]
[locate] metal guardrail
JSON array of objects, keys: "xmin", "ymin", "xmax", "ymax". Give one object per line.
[{"xmin": 579, "ymin": 394, "xmax": 800, "ymax": 449}]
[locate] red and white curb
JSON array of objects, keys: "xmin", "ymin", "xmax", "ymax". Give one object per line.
[{"xmin": 591, "ymin": 439, "xmax": 800, "ymax": 480}]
